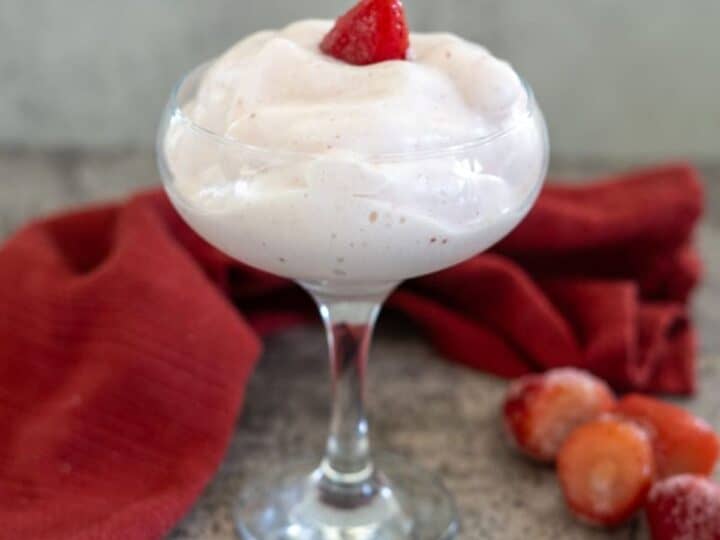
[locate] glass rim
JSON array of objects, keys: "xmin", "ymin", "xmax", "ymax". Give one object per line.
[{"xmin": 166, "ymin": 60, "xmax": 540, "ymax": 163}]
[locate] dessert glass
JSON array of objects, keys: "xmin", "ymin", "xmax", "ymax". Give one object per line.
[{"xmin": 157, "ymin": 63, "xmax": 548, "ymax": 540}]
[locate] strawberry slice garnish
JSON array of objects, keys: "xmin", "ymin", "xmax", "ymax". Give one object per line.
[
  {"xmin": 616, "ymin": 394, "xmax": 720, "ymax": 478},
  {"xmin": 320, "ymin": 0, "xmax": 410, "ymax": 65},
  {"xmin": 557, "ymin": 416, "xmax": 655, "ymax": 527},
  {"xmin": 646, "ymin": 475, "xmax": 720, "ymax": 540},
  {"xmin": 502, "ymin": 368, "xmax": 616, "ymax": 462}
]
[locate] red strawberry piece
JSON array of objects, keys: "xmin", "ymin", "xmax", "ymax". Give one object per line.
[
  {"xmin": 616, "ymin": 394, "xmax": 720, "ymax": 478},
  {"xmin": 646, "ymin": 475, "xmax": 720, "ymax": 540},
  {"xmin": 502, "ymin": 368, "xmax": 616, "ymax": 462},
  {"xmin": 320, "ymin": 0, "xmax": 410, "ymax": 65},
  {"xmin": 557, "ymin": 416, "xmax": 655, "ymax": 527}
]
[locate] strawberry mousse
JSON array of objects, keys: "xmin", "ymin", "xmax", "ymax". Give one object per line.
[{"xmin": 161, "ymin": 15, "xmax": 547, "ymax": 285}]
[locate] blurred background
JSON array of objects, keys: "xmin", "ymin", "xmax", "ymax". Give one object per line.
[
  {"xmin": 2, "ymin": 0, "xmax": 718, "ymax": 159},
  {"xmin": 0, "ymin": 0, "xmax": 718, "ymax": 223}
]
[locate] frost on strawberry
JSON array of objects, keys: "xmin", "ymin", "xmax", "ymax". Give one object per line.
[
  {"xmin": 557, "ymin": 416, "xmax": 655, "ymax": 527},
  {"xmin": 646, "ymin": 475, "xmax": 720, "ymax": 540},
  {"xmin": 502, "ymin": 368, "xmax": 616, "ymax": 462}
]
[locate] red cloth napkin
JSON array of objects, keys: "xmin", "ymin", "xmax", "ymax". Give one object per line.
[{"xmin": 0, "ymin": 163, "xmax": 702, "ymax": 539}]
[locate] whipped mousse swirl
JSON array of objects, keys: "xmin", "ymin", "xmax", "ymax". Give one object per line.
[{"xmin": 163, "ymin": 20, "xmax": 548, "ymax": 284}]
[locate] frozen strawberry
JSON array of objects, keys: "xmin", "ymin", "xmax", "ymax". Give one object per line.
[
  {"xmin": 557, "ymin": 416, "xmax": 655, "ymax": 527},
  {"xmin": 646, "ymin": 475, "xmax": 720, "ymax": 540},
  {"xmin": 502, "ymin": 368, "xmax": 616, "ymax": 462},
  {"xmin": 320, "ymin": 0, "xmax": 410, "ymax": 65},
  {"xmin": 616, "ymin": 394, "xmax": 720, "ymax": 478}
]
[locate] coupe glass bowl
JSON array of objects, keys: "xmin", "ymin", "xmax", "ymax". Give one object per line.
[{"xmin": 158, "ymin": 62, "xmax": 549, "ymax": 540}]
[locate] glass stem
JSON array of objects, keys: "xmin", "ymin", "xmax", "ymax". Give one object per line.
[{"xmin": 309, "ymin": 285, "xmax": 396, "ymax": 503}]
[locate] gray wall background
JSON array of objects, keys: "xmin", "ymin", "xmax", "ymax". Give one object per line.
[{"xmin": 1, "ymin": 0, "xmax": 718, "ymax": 162}]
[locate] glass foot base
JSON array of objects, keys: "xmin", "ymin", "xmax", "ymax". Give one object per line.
[{"xmin": 235, "ymin": 454, "xmax": 460, "ymax": 540}]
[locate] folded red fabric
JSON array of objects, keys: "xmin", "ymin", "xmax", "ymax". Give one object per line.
[{"xmin": 0, "ymin": 163, "xmax": 702, "ymax": 539}]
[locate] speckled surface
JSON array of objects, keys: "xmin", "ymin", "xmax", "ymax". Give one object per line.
[
  {"xmin": 164, "ymin": 327, "xmax": 720, "ymax": 540},
  {"xmin": 2, "ymin": 150, "xmax": 718, "ymax": 539}
]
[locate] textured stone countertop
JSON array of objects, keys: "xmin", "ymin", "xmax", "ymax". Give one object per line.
[{"xmin": 1, "ymin": 150, "xmax": 718, "ymax": 539}]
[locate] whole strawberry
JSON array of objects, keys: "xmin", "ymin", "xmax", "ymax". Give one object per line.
[
  {"xmin": 646, "ymin": 475, "xmax": 720, "ymax": 540},
  {"xmin": 321, "ymin": 0, "xmax": 410, "ymax": 65},
  {"xmin": 502, "ymin": 368, "xmax": 616, "ymax": 462},
  {"xmin": 616, "ymin": 395, "xmax": 720, "ymax": 479}
]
